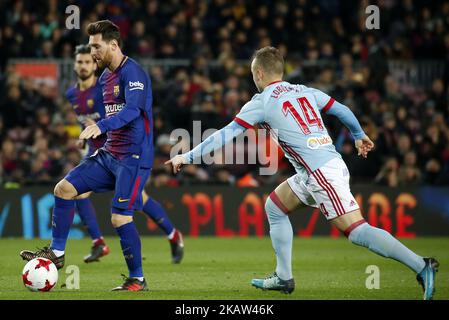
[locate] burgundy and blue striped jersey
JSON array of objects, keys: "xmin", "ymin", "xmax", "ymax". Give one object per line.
[
  {"xmin": 96, "ymin": 56, "xmax": 154, "ymax": 168},
  {"xmin": 65, "ymin": 80, "xmax": 107, "ymax": 153}
]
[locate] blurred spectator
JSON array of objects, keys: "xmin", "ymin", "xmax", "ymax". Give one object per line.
[
  {"xmin": 213, "ymin": 166, "xmax": 235, "ymax": 185},
  {"xmin": 398, "ymin": 151, "xmax": 422, "ymax": 185},
  {"xmin": 375, "ymin": 157, "xmax": 400, "ymax": 187}
]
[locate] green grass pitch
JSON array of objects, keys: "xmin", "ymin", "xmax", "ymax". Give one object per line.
[{"xmin": 0, "ymin": 237, "xmax": 448, "ymax": 300}]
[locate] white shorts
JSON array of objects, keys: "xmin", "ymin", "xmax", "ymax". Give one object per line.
[{"xmin": 287, "ymin": 157, "xmax": 359, "ymax": 220}]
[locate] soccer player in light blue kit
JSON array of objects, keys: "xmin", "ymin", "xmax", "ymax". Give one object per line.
[
  {"xmin": 166, "ymin": 47, "xmax": 439, "ymax": 300},
  {"xmin": 19, "ymin": 20, "xmax": 179, "ymax": 291}
]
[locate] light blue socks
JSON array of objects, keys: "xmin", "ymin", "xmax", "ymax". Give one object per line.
[
  {"xmin": 266, "ymin": 190, "xmax": 426, "ymax": 283},
  {"xmin": 265, "ymin": 194, "xmax": 293, "ymax": 280},
  {"xmin": 348, "ymin": 222, "xmax": 425, "ymax": 273}
]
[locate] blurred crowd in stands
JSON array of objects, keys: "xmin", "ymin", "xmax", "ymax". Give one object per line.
[{"xmin": 0, "ymin": 0, "xmax": 449, "ymax": 187}]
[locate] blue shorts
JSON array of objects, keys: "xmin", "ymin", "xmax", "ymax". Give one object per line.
[
  {"xmin": 66, "ymin": 149, "xmax": 151, "ymax": 215},
  {"xmin": 85, "ymin": 146, "xmax": 96, "ymax": 158}
]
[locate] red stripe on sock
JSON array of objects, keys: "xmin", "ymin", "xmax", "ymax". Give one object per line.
[
  {"xmin": 170, "ymin": 230, "xmax": 179, "ymax": 243},
  {"xmin": 93, "ymin": 237, "xmax": 105, "ymax": 246},
  {"xmin": 269, "ymin": 191, "xmax": 289, "ymax": 214},
  {"xmin": 343, "ymin": 219, "xmax": 367, "ymax": 237}
]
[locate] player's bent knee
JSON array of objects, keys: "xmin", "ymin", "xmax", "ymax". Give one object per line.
[
  {"xmin": 331, "ymin": 209, "xmax": 365, "ymax": 233},
  {"xmin": 111, "ymin": 213, "xmax": 133, "ymax": 228},
  {"xmin": 273, "ymin": 181, "xmax": 303, "ymax": 212},
  {"xmin": 54, "ymin": 179, "xmax": 78, "ymax": 199}
]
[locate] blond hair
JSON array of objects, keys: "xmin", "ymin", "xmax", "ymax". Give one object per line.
[{"xmin": 251, "ymin": 47, "xmax": 284, "ymax": 75}]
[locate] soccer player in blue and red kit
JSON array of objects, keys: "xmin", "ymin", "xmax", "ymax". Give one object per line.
[
  {"xmin": 62, "ymin": 44, "xmax": 183, "ymax": 265},
  {"xmin": 20, "ymin": 20, "xmax": 166, "ymax": 291}
]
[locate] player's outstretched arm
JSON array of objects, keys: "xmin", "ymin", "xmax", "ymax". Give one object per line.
[
  {"xmin": 323, "ymin": 101, "xmax": 374, "ymax": 157},
  {"xmin": 165, "ymin": 121, "xmax": 247, "ymax": 174}
]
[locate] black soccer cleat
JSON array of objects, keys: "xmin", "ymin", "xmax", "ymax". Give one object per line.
[
  {"xmin": 169, "ymin": 229, "xmax": 184, "ymax": 264},
  {"xmin": 20, "ymin": 246, "xmax": 65, "ymax": 270},
  {"xmin": 84, "ymin": 239, "xmax": 110, "ymax": 263},
  {"xmin": 111, "ymin": 274, "xmax": 149, "ymax": 292}
]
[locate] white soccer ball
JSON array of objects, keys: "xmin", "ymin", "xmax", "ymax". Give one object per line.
[{"xmin": 22, "ymin": 258, "xmax": 58, "ymax": 292}]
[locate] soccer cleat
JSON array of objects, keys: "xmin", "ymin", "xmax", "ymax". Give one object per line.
[
  {"xmin": 416, "ymin": 257, "xmax": 439, "ymax": 300},
  {"xmin": 251, "ymin": 272, "xmax": 295, "ymax": 294},
  {"xmin": 84, "ymin": 239, "xmax": 110, "ymax": 263},
  {"xmin": 169, "ymin": 229, "xmax": 184, "ymax": 264},
  {"xmin": 111, "ymin": 274, "xmax": 149, "ymax": 291},
  {"xmin": 19, "ymin": 246, "xmax": 65, "ymax": 270}
]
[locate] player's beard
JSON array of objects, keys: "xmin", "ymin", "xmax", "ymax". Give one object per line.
[
  {"xmin": 96, "ymin": 50, "xmax": 112, "ymax": 69},
  {"xmin": 95, "ymin": 58, "xmax": 105, "ymax": 69},
  {"xmin": 77, "ymin": 70, "xmax": 94, "ymax": 81}
]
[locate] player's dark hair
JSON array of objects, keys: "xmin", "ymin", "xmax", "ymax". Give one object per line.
[
  {"xmin": 252, "ymin": 46, "xmax": 284, "ymax": 75},
  {"xmin": 74, "ymin": 44, "xmax": 91, "ymax": 56},
  {"xmin": 87, "ymin": 20, "xmax": 122, "ymax": 47}
]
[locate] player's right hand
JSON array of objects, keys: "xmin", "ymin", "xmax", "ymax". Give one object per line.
[
  {"xmin": 165, "ymin": 155, "xmax": 188, "ymax": 174},
  {"xmin": 80, "ymin": 124, "xmax": 102, "ymax": 140},
  {"xmin": 355, "ymin": 135, "xmax": 375, "ymax": 158}
]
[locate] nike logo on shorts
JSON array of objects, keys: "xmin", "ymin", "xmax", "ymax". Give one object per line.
[{"xmin": 118, "ymin": 198, "xmax": 130, "ymax": 202}]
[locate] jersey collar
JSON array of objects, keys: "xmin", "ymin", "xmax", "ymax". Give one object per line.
[
  {"xmin": 118, "ymin": 55, "xmax": 128, "ymax": 70},
  {"xmin": 267, "ymin": 80, "xmax": 283, "ymax": 87},
  {"xmin": 110, "ymin": 55, "xmax": 128, "ymax": 74},
  {"xmin": 263, "ymin": 80, "xmax": 283, "ymax": 92}
]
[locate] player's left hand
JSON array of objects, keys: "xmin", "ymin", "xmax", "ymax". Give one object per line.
[
  {"xmin": 355, "ymin": 135, "xmax": 375, "ymax": 158},
  {"xmin": 165, "ymin": 155, "xmax": 188, "ymax": 174},
  {"xmin": 80, "ymin": 124, "xmax": 102, "ymax": 140}
]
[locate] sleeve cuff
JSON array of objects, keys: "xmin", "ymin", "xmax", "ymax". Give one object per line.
[
  {"xmin": 182, "ymin": 152, "xmax": 192, "ymax": 164},
  {"xmin": 234, "ymin": 117, "xmax": 253, "ymax": 129},
  {"xmin": 353, "ymin": 131, "xmax": 366, "ymax": 140},
  {"xmin": 321, "ymin": 98, "xmax": 335, "ymax": 114},
  {"xmin": 96, "ymin": 121, "xmax": 107, "ymax": 134}
]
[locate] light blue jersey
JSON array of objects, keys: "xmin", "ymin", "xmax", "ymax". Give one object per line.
[
  {"xmin": 184, "ymin": 80, "xmax": 365, "ymax": 175},
  {"xmin": 235, "ymin": 81, "xmax": 359, "ymax": 174}
]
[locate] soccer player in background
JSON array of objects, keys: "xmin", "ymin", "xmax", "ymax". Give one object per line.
[
  {"xmin": 63, "ymin": 44, "xmax": 184, "ymax": 264},
  {"xmin": 20, "ymin": 20, "xmax": 166, "ymax": 291},
  {"xmin": 65, "ymin": 44, "xmax": 110, "ymax": 263},
  {"xmin": 166, "ymin": 47, "xmax": 439, "ymax": 300}
]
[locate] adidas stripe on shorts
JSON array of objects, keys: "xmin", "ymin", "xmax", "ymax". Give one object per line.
[{"xmin": 287, "ymin": 157, "xmax": 360, "ymax": 220}]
